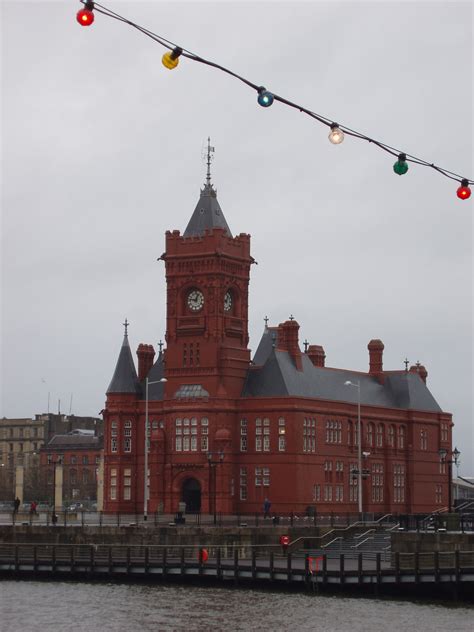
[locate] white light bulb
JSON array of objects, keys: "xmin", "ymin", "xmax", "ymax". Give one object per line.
[{"xmin": 328, "ymin": 125, "xmax": 344, "ymax": 145}]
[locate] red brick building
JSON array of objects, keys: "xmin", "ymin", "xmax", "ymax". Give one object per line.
[
  {"xmin": 40, "ymin": 432, "xmax": 103, "ymax": 504},
  {"xmin": 103, "ymin": 165, "xmax": 453, "ymax": 516}
]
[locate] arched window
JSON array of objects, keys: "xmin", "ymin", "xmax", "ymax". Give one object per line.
[
  {"xmin": 367, "ymin": 423, "xmax": 374, "ymax": 447},
  {"xmin": 397, "ymin": 425, "xmax": 405, "ymax": 449},
  {"xmin": 376, "ymin": 424, "xmax": 384, "ymax": 448},
  {"xmin": 388, "ymin": 425, "xmax": 395, "ymax": 448}
]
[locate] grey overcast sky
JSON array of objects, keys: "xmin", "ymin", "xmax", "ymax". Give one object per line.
[{"xmin": 1, "ymin": 1, "xmax": 473, "ymax": 470}]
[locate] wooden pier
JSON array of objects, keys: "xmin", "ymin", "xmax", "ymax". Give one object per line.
[{"xmin": 0, "ymin": 543, "xmax": 473, "ymax": 593}]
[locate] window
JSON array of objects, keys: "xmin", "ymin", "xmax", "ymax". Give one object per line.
[
  {"xmin": 278, "ymin": 417, "xmax": 286, "ymax": 451},
  {"xmin": 366, "ymin": 423, "xmax": 374, "ymax": 447},
  {"xmin": 303, "ymin": 418, "xmax": 316, "ymax": 452},
  {"xmin": 124, "ymin": 438, "xmax": 131, "ymax": 452},
  {"xmin": 70, "ymin": 469, "xmax": 77, "ymax": 485},
  {"xmin": 397, "ymin": 426, "xmax": 405, "ymax": 449},
  {"xmin": 255, "ymin": 418, "xmax": 262, "ymax": 451},
  {"xmin": 111, "ymin": 438, "xmax": 117, "ymax": 453},
  {"xmin": 263, "ymin": 434, "xmax": 270, "ymax": 452},
  {"xmin": 82, "ymin": 455, "xmax": 89, "ymax": 465},
  {"xmin": 323, "ymin": 485, "xmax": 333, "ymax": 502},
  {"xmin": 435, "ymin": 484, "xmax": 442, "ymax": 505},
  {"xmin": 376, "ymin": 424, "xmax": 383, "ymax": 448},
  {"xmin": 111, "ymin": 421, "xmax": 118, "ymax": 437},
  {"xmin": 191, "ymin": 435, "xmax": 197, "ymax": 451},
  {"xmin": 83, "ymin": 469, "xmax": 90, "ymax": 484},
  {"xmin": 240, "ymin": 419, "xmax": 247, "ymax": 452},
  {"xmin": 176, "ymin": 436, "xmax": 182, "ymax": 451},
  {"xmin": 183, "ymin": 436, "xmax": 190, "ymax": 451},
  {"xmin": 335, "ymin": 461, "xmax": 344, "ymax": 482},
  {"xmin": 335, "ymin": 485, "xmax": 344, "ymax": 502},
  {"xmin": 313, "ymin": 484, "xmax": 321, "ymax": 502},
  {"xmin": 371, "ymin": 463, "xmax": 384, "ymax": 502},
  {"xmin": 124, "ymin": 468, "xmax": 131, "ymax": 500},
  {"xmin": 110, "ymin": 468, "xmax": 117, "ymax": 500},
  {"xmin": 439, "ymin": 459, "xmax": 446, "ymax": 475},
  {"xmin": 263, "ymin": 467, "xmax": 270, "ymax": 487},
  {"xmin": 388, "ymin": 425, "xmax": 395, "ymax": 448},
  {"xmin": 349, "ymin": 462, "xmax": 358, "ymax": 502},
  {"xmin": 441, "ymin": 423, "xmax": 449, "ymax": 442},
  {"xmin": 393, "ymin": 464, "xmax": 405, "ymax": 503},
  {"xmin": 420, "ymin": 429, "xmax": 428, "ymax": 450},
  {"xmin": 324, "ymin": 460, "xmax": 333, "ymax": 482},
  {"xmin": 240, "ymin": 467, "xmax": 247, "ymax": 500},
  {"xmin": 71, "ymin": 455, "xmax": 77, "ymax": 465},
  {"xmin": 255, "ymin": 467, "xmax": 262, "ymax": 486},
  {"xmin": 201, "ymin": 436, "xmax": 208, "ymax": 451}
]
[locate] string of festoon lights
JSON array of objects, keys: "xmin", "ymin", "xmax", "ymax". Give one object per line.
[{"xmin": 76, "ymin": 1, "xmax": 472, "ymax": 200}]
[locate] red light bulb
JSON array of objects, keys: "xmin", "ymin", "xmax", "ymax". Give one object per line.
[
  {"xmin": 456, "ymin": 179, "xmax": 471, "ymax": 200},
  {"xmin": 76, "ymin": 9, "xmax": 94, "ymax": 26}
]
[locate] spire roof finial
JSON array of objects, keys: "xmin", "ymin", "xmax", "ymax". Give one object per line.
[
  {"xmin": 205, "ymin": 136, "xmax": 215, "ymax": 187},
  {"xmin": 123, "ymin": 318, "xmax": 129, "ymax": 337}
]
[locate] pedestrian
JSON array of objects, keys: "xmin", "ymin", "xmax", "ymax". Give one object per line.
[
  {"xmin": 263, "ymin": 497, "xmax": 271, "ymax": 519},
  {"xmin": 13, "ymin": 497, "xmax": 20, "ymax": 514},
  {"xmin": 30, "ymin": 500, "xmax": 38, "ymax": 516}
]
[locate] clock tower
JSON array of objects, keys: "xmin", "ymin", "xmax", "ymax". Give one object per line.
[{"xmin": 161, "ymin": 144, "xmax": 252, "ymax": 399}]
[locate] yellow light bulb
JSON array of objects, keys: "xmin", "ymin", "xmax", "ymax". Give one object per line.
[{"xmin": 162, "ymin": 48, "xmax": 182, "ymax": 70}]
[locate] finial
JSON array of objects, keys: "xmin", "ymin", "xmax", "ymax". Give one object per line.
[
  {"xmin": 123, "ymin": 318, "xmax": 129, "ymax": 337},
  {"xmin": 404, "ymin": 357, "xmax": 409, "ymax": 372},
  {"xmin": 416, "ymin": 360, "xmax": 421, "ymax": 369},
  {"xmin": 158, "ymin": 340, "xmax": 164, "ymax": 353},
  {"xmin": 289, "ymin": 314, "xmax": 295, "ymax": 321},
  {"xmin": 304, "ymin": 339, "xmax": 309, "ymax": 353},
  {"xmin": 264, "ymin": 315, "xmax": 269, "ymax": 329},
  {"xmin": 205, "ymin": 137, "xmax": 215, "ymax": 186}
]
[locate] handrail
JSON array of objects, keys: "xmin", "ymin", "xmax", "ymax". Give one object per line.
[
  {"xmin": 354, "ymin": 529, "xmax": 375, "ymax": 539},
  {"xmin": 351, "ymin": 536, "xmax": 373, "ymax": 549},
  {"xmin": 321, "ymin": 537, "xmax": 342, "ymax": 549}
]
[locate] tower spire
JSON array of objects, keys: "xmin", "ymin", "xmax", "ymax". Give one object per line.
[{"xmin": 205, "ymin": 136, "xmax": 215, "ymax": 187}]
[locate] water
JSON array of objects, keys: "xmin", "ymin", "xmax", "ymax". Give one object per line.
[{"xmin": 0, "ymin": 580, "xmax": 472, "ymax": 632}]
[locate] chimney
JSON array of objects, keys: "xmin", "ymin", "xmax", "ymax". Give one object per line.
[
  {"xmin": 137, "ymin": 344, "xmax": 155, "ymax": 381},
  {"xmin": 277, "ymin": 319, "xmax": 303, "ymax": 370},
  {"xmin": 307, "ymin": 344, "xmax": 326, "ymax": 367},
  {"xmin": 368, "ymin": 339, "xmax": 384, "ymax": 382},
  {"xmin": 410, "ymin": 362, "xmax": 428, "ymax": 384}
]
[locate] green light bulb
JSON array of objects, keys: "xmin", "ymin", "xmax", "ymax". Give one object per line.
[{"xmin": 393, "ymin": 153, "xmax": 408, "ymax": 175}]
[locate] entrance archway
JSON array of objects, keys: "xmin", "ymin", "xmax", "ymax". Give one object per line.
[{"xmin": 181, "ymin": 477, "xmax": 201, "ymax": 512}]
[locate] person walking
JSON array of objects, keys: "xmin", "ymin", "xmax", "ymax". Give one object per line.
[
  {"xmin": 13, "ymin": 497, "xmax": 20, "ymax": 515},
  {"xmin": 263, "ymin": 497, "xmax": 271, "ymax": 519}
]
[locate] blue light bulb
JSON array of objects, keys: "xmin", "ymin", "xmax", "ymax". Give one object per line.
[{"xmin": 257, "ymin": 88, "xmax": 274, "ymax": 108}]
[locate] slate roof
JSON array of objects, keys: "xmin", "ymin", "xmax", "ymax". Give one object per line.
[
  {"xmin": 47, "ymin": 434, "xmax": 103, "ymax": 449},
  {"xmin": 183, "ymin": 183, "xmax": 232, "ymax": 238},
  {"xmin": 140, "ymin": 352, "xmax": 166, "ymax": 401},
  {"xmin": 245, "ymin": 332, "xmax": 442, "ymax": 412},
  {"xmin": 106, "ymin": 334, "xmax": 140, "ymax": 395}
]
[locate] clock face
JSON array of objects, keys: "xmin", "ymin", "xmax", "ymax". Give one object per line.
[
  {"xmin": 187, "ymin": 289, "xmax": 204, "ymax": 312},
  {"xmin": 224, "ymin": 290, "xmax": 232, "ymax": 312}
]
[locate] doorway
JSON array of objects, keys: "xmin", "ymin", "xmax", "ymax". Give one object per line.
[{"xmin": 181, "ymin": 477, "xmax": 201, "ymax": 512}]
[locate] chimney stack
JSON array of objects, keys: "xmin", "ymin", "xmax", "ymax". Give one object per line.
[
  {"xmin": 368, "ymin": 339, "xmax": 384, "ymax": 382},
  {"xmin": 410, "ymin": 362, "xmax": 428, "ymax": 384},
  {"xmin": 137, "ymin": 344, "xmax": 155, "ymax": 381},
  {"xmin": 277, "ymin": 319, "xmax": 303, "ymax": 370},
  {"xmin": 307, "ymin": 344, "xmax": 326, "ymax": 368}
]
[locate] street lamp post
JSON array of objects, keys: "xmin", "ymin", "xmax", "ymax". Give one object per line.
[
  {"xmin": 144, "ymin": 376, "xmax": 167, "ymax": 521},
  {"xmin": 438, "ymin": 447, "xmax": 461, "ymax": 513},
  {"xmin": 207, "ymin": 451, "xmax": 224, "ymax": 525},
  {"xmin": 344, "ymin": 380, "xmax": 363, "ymax": 515}
]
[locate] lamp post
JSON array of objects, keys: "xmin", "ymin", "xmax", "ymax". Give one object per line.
[
  {"xmin": 144, "ymin": 376, "xmax": 167, "ymax": 521},
  {"xmin": 438, "ymin": 446, "xmax": 461, "ymax": 513},
  {"xmin": 344, "ymin": 380, "xmax": 362, "ymax": 515},
  {"xmin": 207, "ymin": 451, "xmax": 224, "ymax": 525}
]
